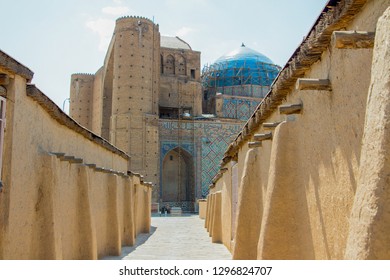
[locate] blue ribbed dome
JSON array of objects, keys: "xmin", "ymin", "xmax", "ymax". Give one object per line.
[
  {"xmin": 215, "ymin": 44, "xmax": 274, "ymax": 65},
  {"xmin": 204, "ymin": 44, "xmax": 280, "ymax": 88}
]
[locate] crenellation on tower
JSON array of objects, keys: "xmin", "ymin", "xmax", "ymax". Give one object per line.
[{"xmin": 116, "ymin": 15, "xmax": 155, "ymax": 25}]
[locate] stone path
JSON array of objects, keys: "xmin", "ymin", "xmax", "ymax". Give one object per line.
[{"xmin": 103, "ymin": 215, "xmax": 232, "ymax": 260}]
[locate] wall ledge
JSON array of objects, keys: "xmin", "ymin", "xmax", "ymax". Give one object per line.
[
  {"xmin": 0, "ymin": 49, "xmax": 34, "ymax": 82},
  {"xmin": 222, "ymin": 0, "xmax": 368, "ymax": 164},
  {"xmin": 26, "ymin": 84, "xmax": 130, "ymax": 161}
]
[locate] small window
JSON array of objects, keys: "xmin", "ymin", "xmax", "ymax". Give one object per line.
[
  {"xmin": 191, "ymin": 69, "xmax": 195, "ymax": 79},
  {"xmin": 170, "ymin": 155, "xmax": 173, "ymax": 161},
  {"xmin": 0, "ymin": 96, "xmax": 6, "ymax": 181}
]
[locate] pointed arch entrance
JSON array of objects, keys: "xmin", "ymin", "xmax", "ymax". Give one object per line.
[{"xmin": 161, "ymin": 147, "xmax": 195, "ymax": 211}]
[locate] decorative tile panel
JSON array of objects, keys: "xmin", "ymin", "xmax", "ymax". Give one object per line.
[
  {"xmin": 222, "ymin": 99, "xmax": 260, "ymax": 120},
  {"xmin": 159, "ymin": 120, "xmax": 242, "ymax": 201}
]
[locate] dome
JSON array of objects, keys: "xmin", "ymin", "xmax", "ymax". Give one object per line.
[
  {"xmin": 203, "ymin": 44, "xmax": 280, "ymax": 88},
  {"xmin": 215, "ymin": 43, "xmax": 274, "ymax": 65}
]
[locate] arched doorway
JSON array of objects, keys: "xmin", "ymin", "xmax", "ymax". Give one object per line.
[{"xmin": 162, "ymin": 147, "xmax": 195, "ymax": 211}]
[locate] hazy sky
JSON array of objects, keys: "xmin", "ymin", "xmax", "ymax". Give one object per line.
[{"xmin": 1, "ymin": 0, "xmax": 328, "ymax": 111}]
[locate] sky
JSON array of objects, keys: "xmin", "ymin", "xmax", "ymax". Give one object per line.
[{"xmin": 1, "ymin": 0, "xmax": 328, "ymax": 112}]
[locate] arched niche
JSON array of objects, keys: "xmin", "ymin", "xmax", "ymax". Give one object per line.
[
  {"xmin": 177, "ymin": 55, "xmax": 186, "ymax": 76},
  {"xmin": 164, "ymin": 54, "xmax": 175, "ymax": 75},
  {"xmin": 161, "ymin": 147, "xmax": 194, "ymax": 204}
]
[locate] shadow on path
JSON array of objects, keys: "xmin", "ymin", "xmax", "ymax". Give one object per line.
[
  {"xmin": 102, "ymin": 226, "xmax": 157, "ymax": 260},
  {"xmin": 102, "ymin": 216, "xmax": 231, "ymax": 260}
]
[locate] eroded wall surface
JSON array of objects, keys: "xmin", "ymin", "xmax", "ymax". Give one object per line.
[
  {"xmin": 206, "ymin": 0, "xmax": 390, "ymax": 260},
  {"xmin": 345, "ymin": 6, "xmax": 390, "ymax": 260},
  {"xmin": 0, "ymin": 66, "xmax": 151, "ymax": 259}
]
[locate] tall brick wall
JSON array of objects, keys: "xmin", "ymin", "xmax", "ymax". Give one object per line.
[
  {"xmin": 70, "ymin": 73, "xmax": 94, "ymax": 130},
  {"xmin": 109, "ymin": 16, "xmax": 160, "ymax": 195},
  {"xmin": 101, "ymin": 52, "xmax": 114, "ymax": 140},
  {"xmin": 159, "ymin": 48, "xmax": 202, "ymax": 116},
  {"xmin": 91, "ymin": 67, "xmax": 104, "ymax": 136}
]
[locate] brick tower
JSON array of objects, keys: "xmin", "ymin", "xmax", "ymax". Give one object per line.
[{"xmin": 110, "ymin": 16, "xmax": 160, "ymax": 194}]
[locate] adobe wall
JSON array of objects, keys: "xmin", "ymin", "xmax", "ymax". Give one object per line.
[
  {"xmin": 206, "ymin": 0, "xmax": 390, "ymax": 259},
  {"xmin": 219, "ymin": 167, "xmax": 232, "ymax": 250},
  {"xmin": 345, "ymin": 6, "xmax": 390, "ymax": 260},
  {"xmin": 134, "ymin": 178, "xmax": 152, "ymax": 236},
  {"xmin": 19, "ymin": 154, "xmax": 149, "ymax": 260},
  {"xmin": 0, "ymin": 68, "xmax": 151, "ymax": 259},
  {"xmin": 198, "ymin": 199, "xmax": 207, "ymax": 219}
]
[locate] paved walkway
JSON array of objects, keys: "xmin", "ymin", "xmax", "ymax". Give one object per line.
[{"xmin": 103, "ymin": 215, "xmax": 232, "ymax": 260}]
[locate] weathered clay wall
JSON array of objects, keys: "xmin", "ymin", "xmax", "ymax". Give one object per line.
[
  {"xmin": 205, "ymin": 191, "xmax": 222, "ymax": 243},
  {"xmin": 0, "ymin": 70, "xmax": 151, "ymax": 259},
  {"xmin": 22, "ymin": 154, "xmax": 149, "ymax": 260},
  {"xmin": 206, "ymin": 0, "xmax": 390, "ymax": 260},
  {"xmin": 219, "ymin": 167, "xmax": 232, "ymax": 250},
  {"xmin": 134, "ymin": 179, "xmax": 152, "ymax": 236},
  {"xmin": 345, "ymin": 6, "xmax": 390, "ymax": 260},
  {"xmin": 198, "ymin": 199, "xmax": 207, "ymax": 219}
]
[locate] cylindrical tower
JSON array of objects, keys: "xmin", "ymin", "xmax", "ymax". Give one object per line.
[
  {"xmin": 110, "ymin": 16, "xmax": 160, "ymax": 197},
  {"xmin": 111, "ymin": 16, "xmax": 160, "ymax": 117},
  {"xmin": 69, "ymin": 73, "xmax": 94, "ymax": 130}
]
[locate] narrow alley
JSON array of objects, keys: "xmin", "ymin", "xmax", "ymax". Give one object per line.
[{"xmin": 103, "ymin": 215, "xmax": 232, "ymax": 260}]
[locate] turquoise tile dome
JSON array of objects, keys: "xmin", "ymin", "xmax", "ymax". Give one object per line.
[
  {"xmin": 203, "ymin": 44, "xmax": 280, "ymax": 88},
  {"xmin": 215, "ymin": 44, "xmax": 274, "ymax": 64}
]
